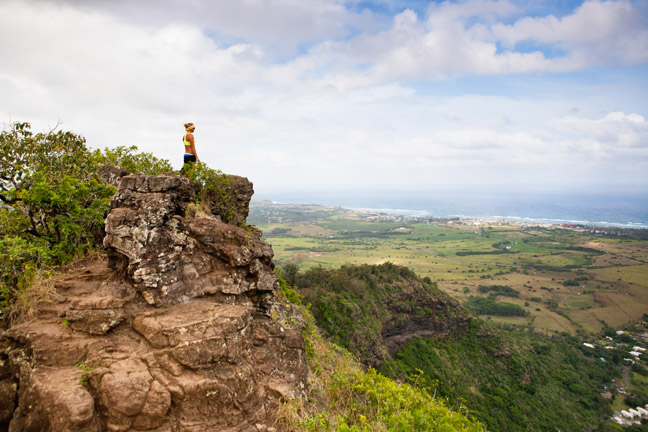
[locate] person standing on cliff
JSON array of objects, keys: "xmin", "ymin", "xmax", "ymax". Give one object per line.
[{"xmin": 182, "ymin": 122, "xmax": 200, "ymax": 167}]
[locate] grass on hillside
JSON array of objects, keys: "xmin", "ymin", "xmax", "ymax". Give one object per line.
[{"xmin": 274, "ymin": 280, "xmax": 486, "ymax": 432}]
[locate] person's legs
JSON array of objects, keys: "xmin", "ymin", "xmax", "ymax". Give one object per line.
[{"xmin": 180, "ymin": 154, "xmax": 197, "ymax": 175}]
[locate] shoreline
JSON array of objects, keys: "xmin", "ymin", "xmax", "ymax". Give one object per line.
[{"xmin": 250, "ymin": 200, "xmax": 648, "ymax": 232}]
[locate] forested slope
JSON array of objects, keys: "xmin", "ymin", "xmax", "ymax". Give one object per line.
[{"xmin": 286, "ymin": 263, "xmax": 622, "ymax": 431}]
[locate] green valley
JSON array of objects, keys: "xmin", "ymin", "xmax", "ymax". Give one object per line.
[{"xmin": 250, "ymin": 200, "xmax": 648, "ymax": 336}]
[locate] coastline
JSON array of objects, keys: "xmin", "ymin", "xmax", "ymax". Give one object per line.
[
  {"xmin": 250, "ymin": 200, "xmax": 648, "ymax": 233},
  {"xmin": 255, "ymin": 190, "xmax": 648, "ymax": 231},
  {"xmin": 349, "ymin": 207, "xmax": 648, "ymax": 230}
]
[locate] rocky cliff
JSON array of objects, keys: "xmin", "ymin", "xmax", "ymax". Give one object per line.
[{"xmin": 0, "ymin": 172, "xmax": 308, "ymax": 432}]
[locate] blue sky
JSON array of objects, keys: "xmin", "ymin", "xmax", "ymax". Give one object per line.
[{"xmin": 0, "ymin": 0, "xmax": 646, "ymax": 196}]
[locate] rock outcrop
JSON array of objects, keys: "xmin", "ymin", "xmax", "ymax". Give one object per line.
[
  {"xmin": 381, "ymin": 290, "xmax": 475, "ymax": 356},
  {"xmin": 0, "ymin": 172, "xmax": 307, "ymax": 432},
  {"xmin": 103, "ymin": 173, "xmax": 276, "ymax": 307}
]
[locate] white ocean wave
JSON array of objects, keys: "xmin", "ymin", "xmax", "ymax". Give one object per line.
[{"xmin": 448, "ymin": 214, "xmax": 648, "ymax": 229}]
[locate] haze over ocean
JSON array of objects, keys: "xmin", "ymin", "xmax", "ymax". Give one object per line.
[{"xmin": 256, "ymin": 190, "xmax": 648, "ymax": 229}]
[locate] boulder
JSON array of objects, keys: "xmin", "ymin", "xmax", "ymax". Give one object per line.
[
  {"xmin": 103, "ymin": 173, "xmax": 273, "ymax": 307},
  {"xmin": 99, "ymin": 165, "xmax": 130, "ymax": 188}
]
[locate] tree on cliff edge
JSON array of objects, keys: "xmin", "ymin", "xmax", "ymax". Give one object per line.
[{"xmin": 0, "ymin": 122, "xmax": 171, "ymax": 320}]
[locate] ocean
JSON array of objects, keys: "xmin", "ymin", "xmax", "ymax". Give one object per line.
[{"xmin": 256, "ymin": 190, "xmax": 648, "ymax": 230}]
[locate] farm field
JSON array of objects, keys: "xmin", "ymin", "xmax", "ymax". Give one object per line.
[{"xmin": 250, "ymin": 200, "xmax": 648, "ymax": 335}]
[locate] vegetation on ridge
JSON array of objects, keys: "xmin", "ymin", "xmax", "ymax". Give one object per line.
[
  {"xmin": 0, "ymin": 122, "xmax": 230, "ymax": 321},
  {"xmin": 281, "ymin": 261, "xmax": 471, "ymax": 367}
]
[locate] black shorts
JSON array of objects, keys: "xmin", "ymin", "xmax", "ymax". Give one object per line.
[{"xmin": 183, "ymin": 154, "xmax": 196, "ymax": 164}]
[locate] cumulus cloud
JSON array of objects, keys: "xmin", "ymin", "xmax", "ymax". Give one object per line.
[
  {"xmin": 492, "ymin": 0, "xmax": 648, "ymax": 66},
  {"xmin": 426, "ymin": 0, "xmax": 518, "ymax": 22},
  {"xmin": 334, "ymin": 108, "xmax": 648, "ymax": 177},
  {"xmin": 0, "ymin": 0, "xmax": 646, "ymax": 192},
  {"xmin": 0, "ymin": 0, "xmax": 310, "ymax": 156},
  {"xmin": 303, "ymin": 0, "xmax": 648, "ymax": 83}
]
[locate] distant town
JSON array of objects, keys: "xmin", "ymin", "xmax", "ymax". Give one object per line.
[{"xmin": 583, "ymin": 326, "xmax": 648, "ymax": 427}]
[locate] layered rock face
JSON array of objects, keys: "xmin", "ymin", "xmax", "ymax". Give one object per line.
[
  {"xmin": 381, "ymin": 290, "xmax": 475, "ymax": 357},
  {"xmin": 0, "ymin": 173, "xmax": 307, "ymax": 432}
]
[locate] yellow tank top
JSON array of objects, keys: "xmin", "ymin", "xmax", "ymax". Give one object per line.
[{"xmin": 183, "ymin": 134, "xmax": 194, "ymax": 147}]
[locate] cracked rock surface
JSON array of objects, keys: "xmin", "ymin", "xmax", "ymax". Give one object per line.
[{"xmin": 1, "ymin": 173, "xmax": 307, "ymax": 432}]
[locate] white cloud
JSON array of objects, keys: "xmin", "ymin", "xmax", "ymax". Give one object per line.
[
  {"xmin": 302, "ymin": 0, "xmax": 648, "ymax": 84},
  {"xmin": 0, "ymin": 1, "xmax": 297, "ymax": 155},
  {"xmin": 41, "ymin": 0, "xmax": 367, "ymax": 54},
  {"xmin": 551, "ymin": 112, "xmax": 648, "ymax": 153},
  {"xmin": 492, "ymin": 0, "xmax": 648, "ymax": 66},
  {"xmin": 426, "ymin": 0, "xmax": 518, "ymax": 22},
  {"xmin": 0, "ymin": 0, "xmax": 646, "ymax": 193}
]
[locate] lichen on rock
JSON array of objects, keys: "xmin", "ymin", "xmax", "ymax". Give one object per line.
[{"xmin": 103, "ymin": 173, "xmax": 275, "ymax": 308}]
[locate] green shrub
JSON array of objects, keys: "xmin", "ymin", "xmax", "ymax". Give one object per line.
[
  {"xmin": 478, "ymin": 285, "xmax": 520, "ymax": 299},
  {"xmin": 276, "ymin": 269, "xmax": 303, "ymax": 307},
  {"xmin": 0, "ymin": 122, "xmax": 174, "ymax": 321},
  {"xmin": 298, "ymin": 368, "xmax": 484, "ymax": 431},
  {"xmin": 181, "ymin": 162, "xmax": 240, "ymax": 224}
]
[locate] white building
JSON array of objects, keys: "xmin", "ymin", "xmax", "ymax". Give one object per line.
[
  {"xmin": 583, "ymin": 343, "xmax": 595, "ymax": 348},
  {"xmin": 629, "ymin": 408, "xmax": 641, "ymax": 418},
  {"xmin": 637, "ymin": 407, "xmax": 648, "ymax": 416},
  {"xmin": 621, "ymin": 410, "xmax": 634, "ymax": 419},
  {"xmin": 633, "ymin": 346, "xmax": 646, "ymax": 352}
]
